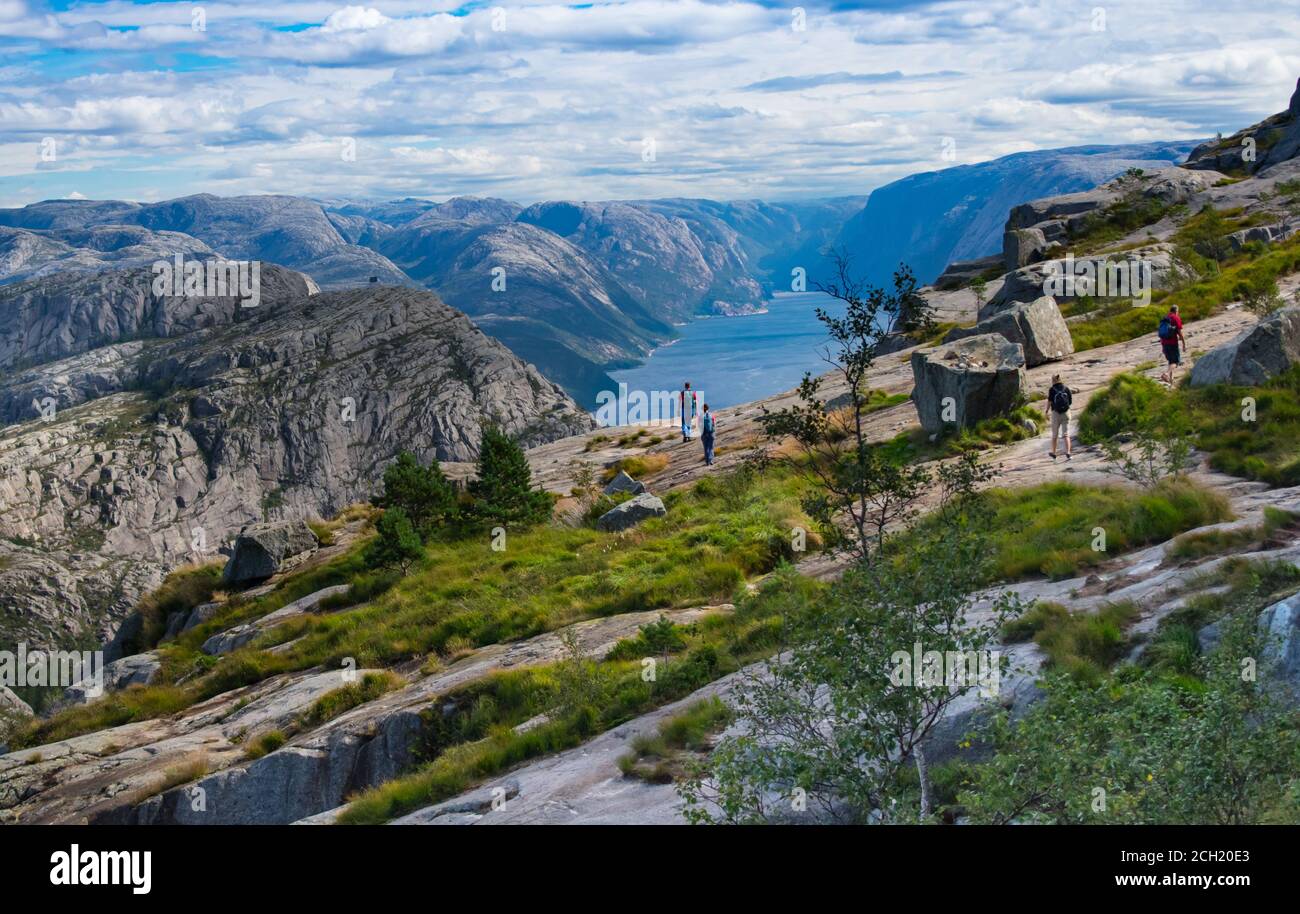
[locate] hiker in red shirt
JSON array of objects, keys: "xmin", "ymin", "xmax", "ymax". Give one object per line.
[{"xmin": 1157, "ymin": 304, "xmax": 1186, "ymax": 385}]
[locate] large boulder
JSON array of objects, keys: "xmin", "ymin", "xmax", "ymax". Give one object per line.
[
  {"xmin": 1199, "ymin": 594, "xmax": 1300, "ymax": 698},
  {"xmin": 985, "ymin": 245, "xmax": 1189, "ymax": 318},
  {"xmin": 932, "ymin": 254, "xmax": 1004, "ymax": 291},
  {"xmin": 222, "ymin": 520, "xmax": 319, "ymax": 586},
  {"xmin": 1227, "ymin": 221, "xmax": 1299, "ymax": 252},
  {"xmin": 603, "ymin": 470, "xmax": 646, "ymax": 496},
  {"xmin": 62, "ymin": 652, "xmax": 162, "ymax": 704},
  {"xmin": 1189, "ymin": 306, "xmax": 1300, "ymax": 387},
  {"xmin": 596, "ymin": 493, "xmax": 667, "ymax": 532},
  {"xmin": 945, "ymin": 295, "xmax": 1073, "ymax": 366},
  {"xmin": 910, "ymin": 334, "xmax": 1027, "ymax": 434}
]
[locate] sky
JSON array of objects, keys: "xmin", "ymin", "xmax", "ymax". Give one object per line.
[{"xmin": 1, "ymin": 0, "xmax": 1298, "ymax": 207}]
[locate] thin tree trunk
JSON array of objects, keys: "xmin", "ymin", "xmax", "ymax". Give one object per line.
[{"xmin": 915, "ymin": 743, "xmax": 932, "ymax": 818}]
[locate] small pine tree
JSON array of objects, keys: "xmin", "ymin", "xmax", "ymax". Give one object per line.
[
  {"xmin": 468, "ymin": 425, "xmax": 553, "ymax": 527},
  {"xmin": 378, "ymin": 451, "xmax": 457, "ymax": 539},
  {"xmin": 371, "ymin": 507, "xmax": 422, "ymax": 573}
]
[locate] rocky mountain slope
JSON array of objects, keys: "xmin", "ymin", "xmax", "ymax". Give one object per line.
[
  {"xmin": 9, "ymin": 81, "xmax": 1298, "ymax": 827},
  {"xmin": 1, "ymin": 145, "xmax": 1168, "ymax": 407},
  {"xmin": 0, "ymin": 278, "xmax": 591, "ymax": 657},
  {"xmin": 0, "ymin": 195, "xmax": 410, "ymax": 290},
  {"xmin": 834, "ymin": 141, "xmax": 1197, "ymax": 286}
]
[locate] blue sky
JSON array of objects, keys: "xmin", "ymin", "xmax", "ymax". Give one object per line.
[{"xmin": 1, "ymin": 0, "xmax": 1298, "ymax": 206}]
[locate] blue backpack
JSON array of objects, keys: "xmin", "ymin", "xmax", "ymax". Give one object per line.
[{"xmin": 1158, "ymin": 315, "xmax": 1176, "ymax": 340}]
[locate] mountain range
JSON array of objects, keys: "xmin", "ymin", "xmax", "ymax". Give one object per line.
[{"xmin": 0, "ymin": 139, "xmax": 1200, "ymax": 406}]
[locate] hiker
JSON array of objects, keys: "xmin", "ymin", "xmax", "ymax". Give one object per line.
[
  {"xmin": 700, "ymin": 403, "xmax": 716, "ymax": 466},
  {"xmin": 680, "ymin": 381, "xmax": 699, "ymax": 442},
  {"xmin": 1045, "ymin": 373, "xmax": 1073, "ymax": 461},
  {"xmin": 1157, "ymin": 303, "xmax": 1186, "ymax": 385}
]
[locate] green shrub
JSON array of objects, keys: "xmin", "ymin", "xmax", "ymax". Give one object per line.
[
  {"xmin": 378, "ymin": 451, "xmax": 459, "ymax": 538},
  {"xmin": 469, "ymin": 426, "xmax": 553, "ymax": 527},
  {"xmin": 370, "ymin": 507, "xmax": 422, "ymax": 572},
  {"xmin": 1077, "ymin": 373, "xmax": 1170, "ymax": 444},
  {"xmin": 244, "ymin": 729, "xmax": 287, "ymax": 760},
  {"xmin": 1003, "ymin": 600, "xmax": 1139, "ymax": 681}
]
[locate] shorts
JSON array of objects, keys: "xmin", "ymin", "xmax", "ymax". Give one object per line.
[
  {"xmin": 1050, "ymin": 410, "xmax": 1070, "ymax": 438},
  {"xmin": 1162, "ymin": 342, "xmax": 1181, "ymax": 365}
]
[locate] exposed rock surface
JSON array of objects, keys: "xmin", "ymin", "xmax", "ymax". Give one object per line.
[
  {"xmin": 0, "ymin": 284, "xmax": 592, "ymax": 653},
  {"xmin": 0, "ymin": 224, "xmax": 217, "ymax": 286},
  {"xmin": 603, "ymin": 470, "xmax": 646, "ymax": 496},
  {"xmin": 1185, "ymin": 78, "xmax": 1300, "ymax": 176},
  {"xmin": 222, "ymin": 521, "xmax": 319, "ymax": 587},
  {"xmin": 1000, "ymin": 168, "xmax": 1218, "ymax": 270},
  {"xmin": 0, "ymin": 194, "xmax": 409, "ymax": 290},
  {"xmin": 987, "ymin": 243, "xmax": 1196, "ymax": 316},
  {"xmin": 946, "ymin": 295, "xmax": 1073, "ymax": 366},
  {"xmin": 0, "ymin": 262, "xmax": 317, "ymax": 379},
  {"xmin": 380, "ymin": 219, "xmax": 668, "ymax": 404},
  {"xmin": 596, "ymin": 493, "xmax": 667, "ymax": 531},
  {"xmin": 516, "ymin": 200, "xmax": 765, "ymax": 320},
  {"xmin": 1199, "ymin": 594, "xmax": 1300, "ymax": 696},
  {"xmin": 200, "ymin": 585, "xmax": 347, "ymax": 656},
  {"xmin": 1, "ymin": 606, "xmax": 721, "ymax": 824},
  {"xmin": 62, "ymin": 652, "xmax": 161, "ymax": 704},
  {"xmin": 0, "ymin": 686, "xmax": 31, "ymax": 717},
  {"xmin": 1189, "ymin": 306, "xmax": 1300, "ymax": 387},
  {"xmin": 910, "ymin": 334, "xmax": 1027, "ymax": 433},
  {"xmin": 831, "ymin": 142, "xmax": 1196, "ymax": 285}
]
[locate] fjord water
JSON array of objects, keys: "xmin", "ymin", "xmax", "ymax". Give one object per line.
[{"xmin": 608, "ymin": 291, "xmax": 845, "ymax": 411}]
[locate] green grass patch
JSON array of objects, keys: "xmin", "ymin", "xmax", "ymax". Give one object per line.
[
  {"xmin": 1069, "ymin": 232, "xmax": 1300, "ymax": 352},
  {"xmin": 601, "ymin": 453, "xmax": 670, "ymax": 483},
  {"xmin": 913, "ymin": 480, "xmax": 1232, "ymax": 582},
  {"xmin": 17, "ymin": 465, "xmax": 813, "ymax": 748},
  {"xmin": 1167, "ymin": 507, "xmax": 1300, "ymax": 560},
  {"xmin": 336, "ymin": 567, "xmax": 819, "ymax": 823},
  {"xmin": 298, "ymin": 671, "xmax": 404, "ymax": 728},
  {"xmin": 244, "ymin": 729, "xmax": 287, "ymax": 760},
  {"xmin": 617, "ymin": 696, "xmax": 733, "ymax": 784},
  {"xmin": 1002, "ymin": 599, "xmax": 1140, "ymax": 682},
  {"xmin": 1084, "ymin": 366, "xmax": 1300, "ymax": 487}
]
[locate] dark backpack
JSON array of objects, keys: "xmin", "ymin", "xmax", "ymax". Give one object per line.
[
  {"xmin": 1158, "ymin": 315, "xmax": 1176, "ymax": 340},
  {"xmin": 1049, "ymin": 385, "xmax": 1072, "ymax": 414}
]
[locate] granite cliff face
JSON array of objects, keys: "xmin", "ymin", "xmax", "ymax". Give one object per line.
[
  {"xmin": 833, "ymin": 141, "xmax": 1198, "ymax": 287},
  {"xmin": 0, "ymin": 279, "xmax": 591, "ymax": 656}
]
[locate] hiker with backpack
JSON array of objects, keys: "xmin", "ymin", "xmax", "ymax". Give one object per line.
[
  {"xmin": 700, "ymin": 403, "xmax": 716, "ymax": 466},
  {"xmin": 1157, "ymin": 304, "xmax": 1186, "ymax": 385},
  {"xmin": 680, "ymin": 381, "xmax": 699, "ymax": 443},
  {"xmin": 1045, "ymin": 373, "xmax": 1073, "ymax": 461}
]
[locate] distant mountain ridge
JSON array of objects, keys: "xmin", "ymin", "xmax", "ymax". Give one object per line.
[
  {"xmin": 0, "ymin": 141, "xmax": 1197, "ymax": 404},
  {"xmin": 833, "ymin": 141, "xmax": 1200, "ymax": 286}
]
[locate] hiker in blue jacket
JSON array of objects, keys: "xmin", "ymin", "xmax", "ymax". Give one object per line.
[{"xmin": 700, "ymin": 403, "xmax": 716, "ymax": 466}]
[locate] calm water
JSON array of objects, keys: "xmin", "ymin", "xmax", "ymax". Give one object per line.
[{"xmin": 608, "ymin": 292, "xmax": 845, "ymax": 411}]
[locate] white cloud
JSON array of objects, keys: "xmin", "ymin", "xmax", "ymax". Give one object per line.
[{"xmin": 2, "ymin": 0, "xmax": 1299, "ymax": 204}]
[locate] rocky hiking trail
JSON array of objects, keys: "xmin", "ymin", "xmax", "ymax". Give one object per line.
[
  {"xmin": 371, "ymin": 297, "xmax": 1295, "ymax": 825},
  {"xmin": 2, "ymin": 285, "xmax": 1292, "ymax": 826}
]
